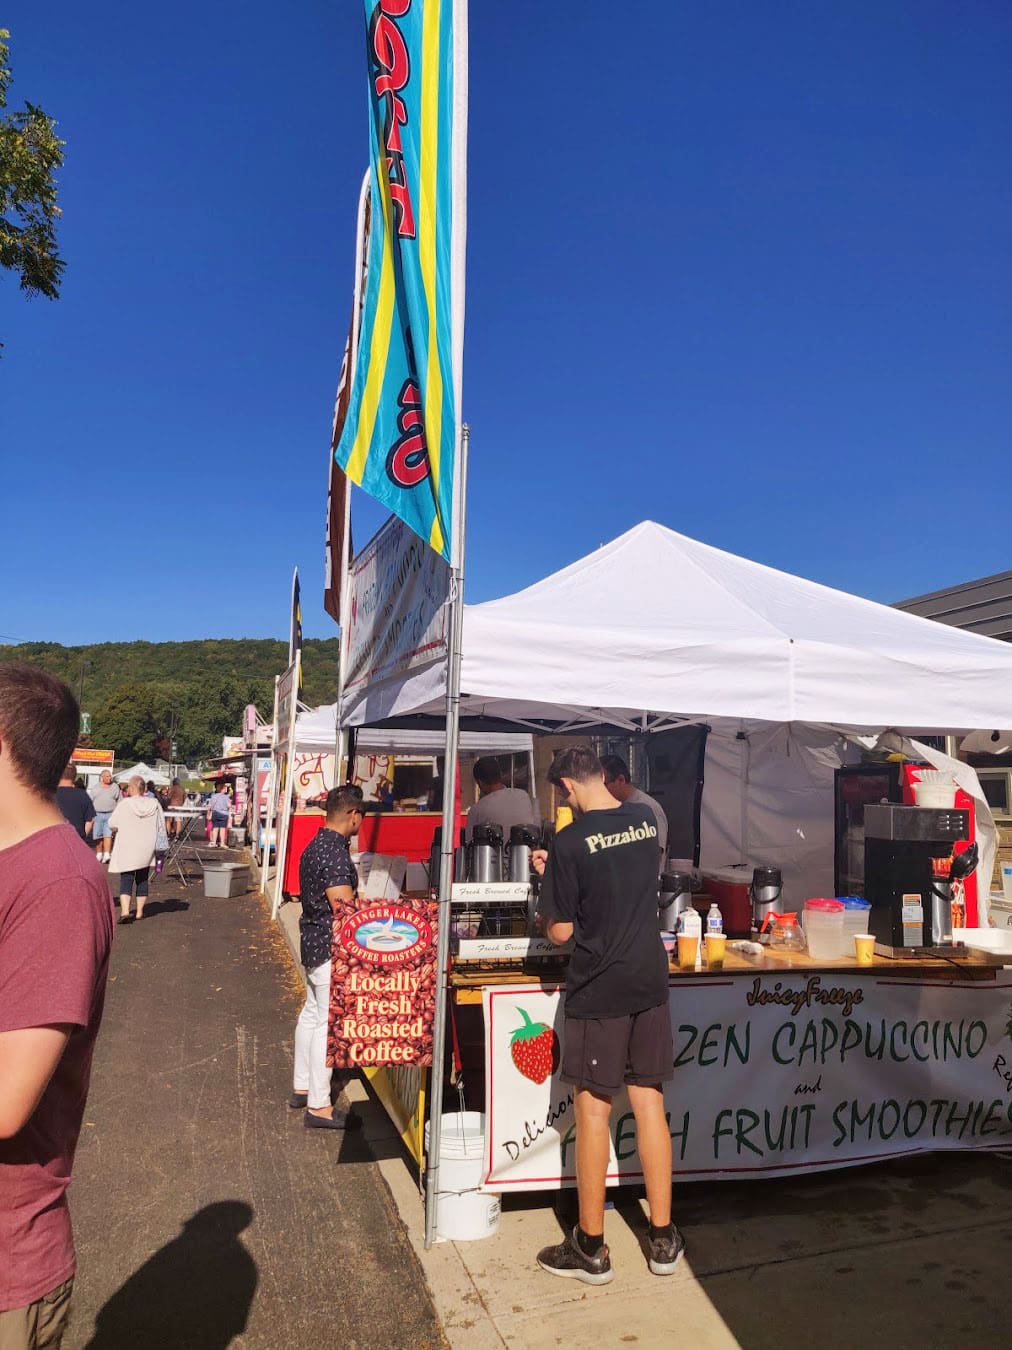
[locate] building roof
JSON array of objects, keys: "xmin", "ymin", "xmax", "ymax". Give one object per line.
[{"xmin": 894, "ymin": 571, "xmax": 1012, "ymax": 642}]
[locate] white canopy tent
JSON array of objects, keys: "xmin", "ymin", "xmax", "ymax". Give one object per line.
[
  {"xmin": 114, "ymin": 761, "xmax": 170, "ymax": 787},
  {"xmin": 291, "ymin": 704, "xmax": 536, "ymax": 809},
  {"xmin": 292, "ymin": 704, "xmax": 533, "ymax": 757},
  {"xmin": 340, "ymin": 522, "xmax": 1012, "ymax": 914}
]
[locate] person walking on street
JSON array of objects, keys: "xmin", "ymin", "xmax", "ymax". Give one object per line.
[
  {"xmin": 207, "ymin": 782, "xmax": 231, "ymax": 848},
  {"xmin": 88, "ymin": 769, "xmax": 120, "ymax": 865},
  {"xmin": 291, "ymin": 785, "xmax": 365, "ymax": 1132},
  {"xmin": 56, "ymin": 764, "xmax": 96, "ymax": 845},
  {"xmin": 165, "ymin": 779, "xmax": 187, "ymax": 839},
  {"xmin": 108, "ymin": 776, "xmax": 165, "ymax": 924},
  {"xmin": 0, "ymin": 663, "xmax": 113, "ymax": 1349},
  {"xmin": 533, "ymin": 746, "xmax": 683, "ymax": 1285}
]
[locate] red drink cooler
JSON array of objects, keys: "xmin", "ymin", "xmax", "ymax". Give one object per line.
[{"xmin": 700, "ymin": 866, "xmax": 754, "ymax": 938}]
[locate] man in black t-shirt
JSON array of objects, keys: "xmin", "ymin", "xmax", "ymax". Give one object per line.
[
  {"xmin": 56, "ymin": 764, "xmax": 96, "ymax": 844},
  {"xmin": 534, "ymin": 747, "xmax": 683, "ymax": 1285}
]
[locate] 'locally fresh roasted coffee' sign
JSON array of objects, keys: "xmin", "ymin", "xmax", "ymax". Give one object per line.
[{"xmin": 327, "ymin": 896, "xmax": 437, "ymax": 1068}]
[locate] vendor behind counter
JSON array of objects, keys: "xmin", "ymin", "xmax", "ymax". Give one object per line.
[{"xmin": 465, "ymin": 756, "xmax": 540, "ymax": 842}]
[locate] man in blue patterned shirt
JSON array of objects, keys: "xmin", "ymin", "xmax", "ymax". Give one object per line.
[{"xmin": 291, "ymin": 784, "xmax": 364, "ymax": 1131}]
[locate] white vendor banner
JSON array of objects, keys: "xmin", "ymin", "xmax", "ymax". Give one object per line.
[
  {"xmin": 481, "ymin": 973, "xmax": 1012, "ymax": 1191},
  {"xmin": 343, "ymin": 515, "xmax": 450, "ymax": 695}
]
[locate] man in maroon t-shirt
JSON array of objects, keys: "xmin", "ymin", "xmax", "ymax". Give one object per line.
[{"xmin": 0, "ymin": 664, "xmax": 113, "ymax": 1348}]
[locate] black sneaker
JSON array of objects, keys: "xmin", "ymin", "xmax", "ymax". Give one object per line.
[
  {"xmin": 647, "ymin": 1224, "xmax": 685, "ymax": 1275},
  {"xmin": 536, "ymin": 1228, "xmax": 614, "ymax": 1285}
]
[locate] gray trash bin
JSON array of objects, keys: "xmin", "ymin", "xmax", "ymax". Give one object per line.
[{"xmin": 202, "ymin": 861, "xmax": 250, "ymax": 898}]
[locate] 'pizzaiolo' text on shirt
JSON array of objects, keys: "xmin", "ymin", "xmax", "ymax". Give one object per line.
[{"xmin": 542, "ymin": 801, "xmax": 668, "ymax": 1019}]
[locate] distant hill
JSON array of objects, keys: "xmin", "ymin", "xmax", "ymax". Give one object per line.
[{"xmin": 0, "ymin": 638, "xmax": 339, "ymax": 764}]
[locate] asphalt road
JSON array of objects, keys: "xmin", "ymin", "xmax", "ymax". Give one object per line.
[{"xmin": 65, "ymin": 848, "xmax": 445, "ymax": 1349}]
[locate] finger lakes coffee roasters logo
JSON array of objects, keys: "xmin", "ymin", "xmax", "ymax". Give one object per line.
[{"xmin": 339, "ymin": 903, "xmax": 432, "ymax": 966}]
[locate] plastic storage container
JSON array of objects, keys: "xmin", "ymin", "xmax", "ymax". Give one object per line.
[
  {"xmin": 839, "ymin": 897, "xmax": 872, "ymax": 944},
  {"xmin": 202, "ymin": 862, "xmax": 250, "ymax": 898},
  {"xmin": 803, "ymin": 898, "xmax": 846, "ymax": 959}
]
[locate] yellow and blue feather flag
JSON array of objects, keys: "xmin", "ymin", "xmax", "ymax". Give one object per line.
[{"xmin": 335, "ymin": 0, "xmax": 467, "ymax": 563}]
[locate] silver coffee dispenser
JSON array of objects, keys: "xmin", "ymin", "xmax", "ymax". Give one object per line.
[
  {"xmin": 659, "ymin": 871, "xmax": 696, "ymax": 933},
  {"xmin": 429, "ymin": 825, "xmax": 468, "ymax": 888},
  {"xmin": 749, "ymin": 865, "xmax": 783, "ymax": 934},
  {"xmin": 507, "ymin": 824, "xmax": 538, "ymax": 883},
  {"xmin": 471, "ymin": 823, "xmax": 504, "ymax": 882}
]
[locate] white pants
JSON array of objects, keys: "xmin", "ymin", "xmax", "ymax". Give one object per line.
[{"xmin": 293, "ymin": 959, "xmax": 332, "ymax": 1110}]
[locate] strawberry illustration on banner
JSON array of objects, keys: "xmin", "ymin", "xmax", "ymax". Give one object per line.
[{"xmin": 509, "ymin": 1007, "xmax": 559, "ymax": 1085}]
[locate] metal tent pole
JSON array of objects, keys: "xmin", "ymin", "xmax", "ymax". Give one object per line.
[
  {"xmin": 424, "ymin": 424, "xmax": 469, "ymax": 1249},
  {"xmin": 333, "ymin": 481, "xmax": 353, "ymax": 782}
]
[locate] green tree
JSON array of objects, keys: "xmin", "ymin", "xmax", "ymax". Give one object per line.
[
  {"xmin": 94, "ymin": 683, "xmax": 163, "ymax": 762},
  {"xmin": 0, "ymin": 28, "xmax": 64, "ymax": 323}
]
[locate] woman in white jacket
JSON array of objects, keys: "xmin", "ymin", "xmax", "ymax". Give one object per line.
[{"xmin": 109, "ymin": 775, "xmax": 166, "ymax": 923}]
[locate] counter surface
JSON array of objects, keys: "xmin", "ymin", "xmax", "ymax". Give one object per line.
[{"xmin": 451, "ymin": 945, "xmax": 1005, "ymax": 999}]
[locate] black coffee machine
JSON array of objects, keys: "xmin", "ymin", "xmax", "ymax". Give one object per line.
[{"xmin": 863, "ymin": 804, "xmax": 969, "ymax": 954}]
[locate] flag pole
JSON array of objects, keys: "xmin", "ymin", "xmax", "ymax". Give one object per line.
[
  {"xmin": 424, "ymin": 423, "xmax": 469, "ymax": 1249},
  {"xmin": 333, "ymin": 484, "xmax": 353, "ymax": 782}
]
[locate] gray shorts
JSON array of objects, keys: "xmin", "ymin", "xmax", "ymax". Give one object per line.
[
  {"xmin": 0, "ymin": 1276, "xmax": 73, "ymax": 1349},
  {"xmin": 561, "ymin": 1003, "xmax": 674, "ymax": 1098}
]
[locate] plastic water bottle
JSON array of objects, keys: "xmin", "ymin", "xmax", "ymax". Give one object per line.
[{"xmin": 706, "ymin": 903, "xmax": 723, "ymax": 936}]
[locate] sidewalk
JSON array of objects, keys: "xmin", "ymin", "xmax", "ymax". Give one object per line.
[
  {"xmin": 66, "ymin": 852, "xmax": 444, "ymax": 1349},
  {"xmin": 275, "ymin": 899, "xmax": 1012, "ymax": 1349}
]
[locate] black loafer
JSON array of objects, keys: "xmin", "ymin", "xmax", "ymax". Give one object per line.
[
  {"xmin": 288, "ymin": 1092, "xmax": 308, "ymax": 1109},
  {"xmin": 304, "ymin": 1109, "xmax": 361, "ymax": 1131}
]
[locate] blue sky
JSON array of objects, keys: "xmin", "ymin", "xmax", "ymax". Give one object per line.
[{"xmin": 3, "ymin": 2, "xmax": 1010, "ymax": 645}]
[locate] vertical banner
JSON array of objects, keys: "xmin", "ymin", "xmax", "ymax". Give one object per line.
[
  {"xmin": 324, "ymin": 172, "xmax": 370, "ymax": 627},
  {"xmin": 334, "ymin": 0, "xmax": 468, "ymax": 563},
  {"xmin": 270, "ymin": 655, "xmax": 301, "ymax": 918},
  {"xmin": 258, "ymin": 678, "xmax": 280, "ymax": 884},
  {"xmin": 341, "ymin": 515, "xmax": 450, "ymax": 712},
  {"xmin": 289, "ymin": 568, "xmax": 303, "ymax": 693}
]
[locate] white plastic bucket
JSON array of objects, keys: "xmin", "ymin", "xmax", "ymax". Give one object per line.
[
  {"xmin": 424, "ymin": 1111, "xmax": 501, "ymax": 1241},
  {"xmin": 912, "ymin": 781, "xmax": 957, "ymax": 809}
]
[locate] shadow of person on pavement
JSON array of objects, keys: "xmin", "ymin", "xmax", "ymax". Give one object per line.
[
  {"xmin": 84, "ymin": 1201, "xmax": 257, "ymax": 1349},
  {"xmin": 137, "ymin": 897, "xmax": 191, "ymax": 919}
]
